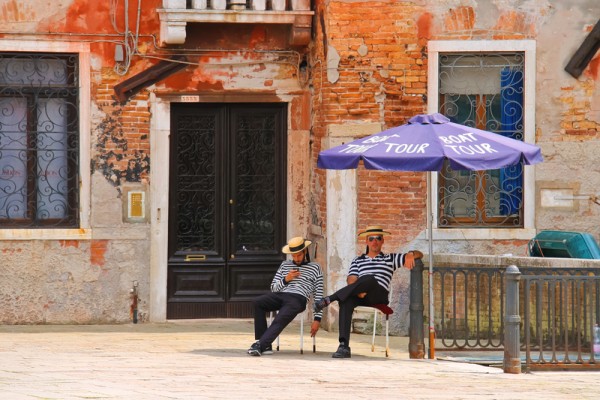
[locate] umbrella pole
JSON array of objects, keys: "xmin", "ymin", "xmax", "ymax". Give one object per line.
[{"xmin": 427, "ymin": 171, "xmax": 435, "ymax": 359}]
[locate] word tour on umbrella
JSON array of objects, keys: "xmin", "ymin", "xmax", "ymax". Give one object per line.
[
  {"xmin": 384, "ymin": 143, "xmax": 429, "ymax": 154},
  {"xmin": 440, "ymin": 133, "xmax": 499, "ymax": 155}
]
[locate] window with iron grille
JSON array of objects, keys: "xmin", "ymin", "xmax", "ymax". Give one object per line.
[
  {"xmin": 0, "ymin": 53, "xmax": 79, "ymax": 228},
  {"xmin": 438, "ymin": 52, "xmax": 525, "ymax": 228}
]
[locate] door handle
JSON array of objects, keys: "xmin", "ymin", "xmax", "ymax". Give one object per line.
[{"xmin": 185, "ymin": 254, "xmax": 206, "ymax": 261}]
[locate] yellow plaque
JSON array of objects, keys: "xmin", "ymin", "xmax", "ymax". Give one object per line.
[{"xmin": 128, "ymin": 191, "xmax": 145, "ymax": 219}]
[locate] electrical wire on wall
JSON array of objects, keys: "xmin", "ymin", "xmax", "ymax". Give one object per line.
[
  {"xmin": 2, "ymin": 1, "xmax": 308, "ymax": 81},
  {"xmin": 111, "ymin": 0, "xmax": 143, "ymax": 75}
]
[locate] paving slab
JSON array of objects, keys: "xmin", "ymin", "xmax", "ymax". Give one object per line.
[{"xmin": 0, "ymin": 319, "xmax": 598, "ymax": 399}]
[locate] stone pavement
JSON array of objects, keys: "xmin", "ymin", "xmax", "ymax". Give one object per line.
[{"xmin": 0, "ymin": 319, "xmax": 598, "ymax": 399}]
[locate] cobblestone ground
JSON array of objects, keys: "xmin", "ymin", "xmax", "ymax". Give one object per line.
[{"xmin": 0, "ymin": 319, "xmax": 598, "ymax": 399}]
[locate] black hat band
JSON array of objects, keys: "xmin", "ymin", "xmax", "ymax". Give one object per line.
[{"xmin": 288, "ymin": 242, "xmax": 306, "ymax": 252}]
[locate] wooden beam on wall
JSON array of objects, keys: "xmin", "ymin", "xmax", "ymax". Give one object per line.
[
  {"xmin": 565, "ymin": 19, "xmax": 600, "ymax": 79},
  {"xmin": 114, "ymin": 55, "xmax": 188, "ymax": 103}
]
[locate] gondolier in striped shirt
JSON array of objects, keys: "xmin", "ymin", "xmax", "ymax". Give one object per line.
[
  {"xmin": 314, "ymin": 225, "xmax": 423, "ymax": 358},
  {"xmin": 247, "ymin": 236, "xmax": 324, "ymax": 356}
]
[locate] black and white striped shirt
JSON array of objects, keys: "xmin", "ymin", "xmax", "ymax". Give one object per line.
[
  {"xmin": 271, "ymin": 260, "xmax": 324, "ymax": 320},
  {"xmin": 348, "ymin": 252, "xmax": 406, "ymax": 291}
]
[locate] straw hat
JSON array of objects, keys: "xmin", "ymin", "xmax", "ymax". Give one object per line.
[
  {"xmin": 357, "ymin": 225, "xmax": 391, "ymax": 238},
  {"xmin": 282, "ymin": 236, "xmax": 312, "ymax": 254}
]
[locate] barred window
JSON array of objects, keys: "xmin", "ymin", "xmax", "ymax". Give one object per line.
[
  {"xmin": 0, "ymin": 53, "xmax": 79, "ymax": 228},
  {"xmin": 438, "ymin": 52, "xmax": 526, "ymax": 228}
]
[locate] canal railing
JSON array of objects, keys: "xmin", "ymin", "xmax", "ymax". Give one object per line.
[{"xmin": 408, "ymin": 255, "xmax": 600, "ymax": 372}]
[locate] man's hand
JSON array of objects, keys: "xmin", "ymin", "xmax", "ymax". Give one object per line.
[
  {"xmin": 412, "ymin": 250, "xmax": 424, "ymax": 259},
  {"xmin": 284, "ymin": 269, "xmax": 301, "ymax": 283},
  {"xmin": 310, "ymin": 321, "xmax": 320, "ymax": 337},
  {"xmin": 403, "ymin": 250, "xmax": 423, "ymax": 270}
]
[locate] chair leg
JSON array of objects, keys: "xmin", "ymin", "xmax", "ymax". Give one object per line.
[
  {"xmin": 270, "ymin": 312, "xmax": 280, "ymax": 351},
  {"xmin": 371, "ymin": 309, "xmax": 377, "ymax": 352},
  {"xmin": 385, "ymin": 314, "xmax": 390, "ymax": 357},
  {"xmin": 300, "ymin": 316, "xmax": 304, "ymax": 354}
]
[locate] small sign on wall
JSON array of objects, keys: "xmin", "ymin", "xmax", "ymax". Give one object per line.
[
  {"xmin": 128, "ymin": 191, "xmax": 145, "ymax": 219},
  {"xmin": 122, "ymin": 184, "xmax": 148, "ymax": 223},
  {"xmin": 180, "ymin": 95, "xmax": 199, "ymax": 102}
]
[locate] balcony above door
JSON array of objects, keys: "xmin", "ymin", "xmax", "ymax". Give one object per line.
[{"xmin": 158, "ymin": 0, "xmax": 314, "ymax": 47}]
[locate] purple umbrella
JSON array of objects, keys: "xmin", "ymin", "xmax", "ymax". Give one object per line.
[
  {"xmin": 317, "ymin": 112, "xmax": 543, "ymax": 358},
  {"xmin": 317, "ymin": 113, "xmax": 543, "ymax": 171}
]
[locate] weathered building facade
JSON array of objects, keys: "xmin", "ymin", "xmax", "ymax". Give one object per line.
[{"xmin": 0, "ymin": 0, "xmax": 598, "ymax": 332}]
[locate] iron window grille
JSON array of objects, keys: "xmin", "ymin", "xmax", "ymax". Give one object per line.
[
  {"xmin": 438, "ymin": 52, "xmax": 526, "ymax": 228},
  {"xmin": 0, "ymin": 53, "xmax": 79, "ymax": 228}
]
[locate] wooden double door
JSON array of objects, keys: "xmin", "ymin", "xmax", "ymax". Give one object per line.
[{"xmin": 167, "ymin": 103, "xmax": 287, "ymax": 318}]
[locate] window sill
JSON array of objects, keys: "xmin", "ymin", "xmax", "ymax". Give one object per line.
[
  {"xmin": 0, "ymin": 227, "xmax": 151, "ymax": 241},
  {"xmin": 432, "ymin": 228, "xmax": 537, "ymax": 241},
  {"xmin": 0, "ymin": 229, "xmax": 92, "ymax": 241}
]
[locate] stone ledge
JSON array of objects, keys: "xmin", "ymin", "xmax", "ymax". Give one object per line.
[{"xmin": 158, "ymin": 9, "xmax": 314, "ymax": 46}]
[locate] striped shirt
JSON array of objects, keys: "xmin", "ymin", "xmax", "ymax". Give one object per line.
[
  {"xmin": 271, "ymin": 260, "xmax": 324, "ymax": 320},
  {"xmin": 348, "ymin": 252, "xmax": 406, "ymax": 291}
]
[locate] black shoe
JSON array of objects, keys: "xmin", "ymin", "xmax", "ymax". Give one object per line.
[
  {"xmin": 332, "ymin": 343, "xmax": 351, "ymax": 358},
  {"xmin": 262, "ymin": 344, "xmax": 273, "ymax": 355},
  {"xmin": 314, "ymin": 296, "xmax": 331, "ymax": 313},
  {"xmin": 247, "ymin": 341, "xmax": 262, "ymax": 356}
]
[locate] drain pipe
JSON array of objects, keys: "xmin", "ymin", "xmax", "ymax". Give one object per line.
[{"xmin": 130, "ymin": 280, "xmax": 139, "ymax": 324}]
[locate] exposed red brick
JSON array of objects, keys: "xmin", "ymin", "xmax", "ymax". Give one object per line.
[
  {"xmin": 91, "ymin": 240, "xmax": 109, "ymax": 267},
  {"xmin": 60, "ymin": 240, "xmax": 79, "ymax": 249},
  {"xmin": 585, "ymin": 54, "xmax": 600, "ymax": 81},
  {"xmin": 565, "ymin": 129, "xmax": 595, "ymax": 136},
  {"xmin": 494, "ymin": 11, "xmax": 534, "ymax": 36},
  {"xmin": 444, "ymin": 7, "xmax": 475, "ymax": 32},
  {"xmin": 417, "ymin": 13, "xmax": 433, "ymax": 39}
]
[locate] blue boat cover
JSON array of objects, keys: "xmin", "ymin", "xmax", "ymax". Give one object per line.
[{"xmin": 528, "ymin": 230, "xmax": 600, "ymax": 259}]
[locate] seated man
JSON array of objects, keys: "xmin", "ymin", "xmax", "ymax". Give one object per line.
[
  {"xmin": 247, "ymin": 236, "xmax": 324, "ymax": 356},
  {"xmin": 314, "ymin": 225, "xmax": 423, "ymax": 358}
]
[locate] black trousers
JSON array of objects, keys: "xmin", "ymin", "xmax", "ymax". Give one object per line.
[
  {"xmin": 253, "ymin": 292, "xmax": 307, "ymax": 350},
  {"xmin": 332, "ymin": 275, "xmax": 388, "ymax": 346}
]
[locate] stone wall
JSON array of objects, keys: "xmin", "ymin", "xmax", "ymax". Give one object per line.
[
  {"xmin": 0, "ymin": 0, "xmax": 313, "ymax": 323},
  {"xmin": 311, "ymin": 0, "xmax": 600, "ymax": 335}
]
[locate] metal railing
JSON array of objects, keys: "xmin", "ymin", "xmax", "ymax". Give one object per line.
[
  {"xmin": 434, "ymin": 266, "xmax": 505, "ymax": 350},
  {"xmin": 521, "ymin": 272, "xmax": 600, "ymax": 371},
  {"xmin": 408, "ymin": 262, "xmax": 600, "ymax": 372}
]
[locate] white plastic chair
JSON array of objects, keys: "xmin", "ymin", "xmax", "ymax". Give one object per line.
[
  {"xmin": 352, "ymin": 288, "xmax": 395, "ymax": 357},
  {"xmin": 269, "ymin": 310, "xmax": 316, "ymax": 354}
]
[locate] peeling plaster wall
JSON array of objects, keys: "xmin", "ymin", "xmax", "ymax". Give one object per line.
[
  {"xmin": 313, "ymin": 0, "xmax": 600, "ymax": 335},
  {"xmin": 404, "ymin": 2, "xmax": 595, "ymax": 256},
  {"xmin": 0, "ymin": 0, "xmax": 155, "ymax": 323},
  {"xmin": 0, "ymin": 0, "xmax": 598, "ymax": 328},
  {"xmin": 0, "ymin": 0, "xmax": 313, "ymax": 324},
  {"xmin": 0, "ymin": 237, "xmax": 149, "ymax": 324},
  {"xmin": 0, "ymin": 172, "xmax": 150, "ymax": 324},
  {"xmin": 533, "ymin": 2, "xmax": 600, "ymax": 241},
  {"xmin": 0, "ymin": 0, "xmax": 72, "ymax": 31}
]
